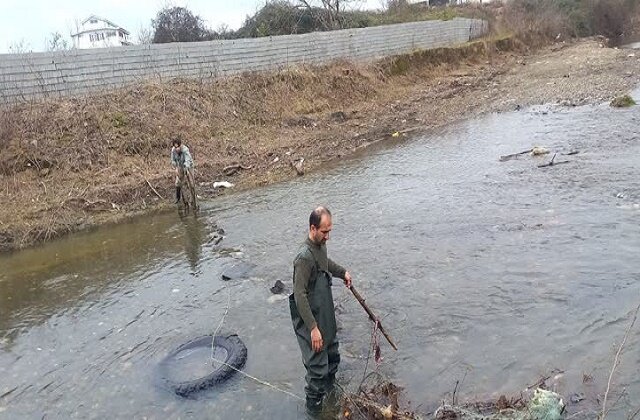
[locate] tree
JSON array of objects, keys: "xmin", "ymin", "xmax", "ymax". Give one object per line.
[
  {"xmin": 385, "ymin": 0, "xmax": 410, "ymax": 11},
  {"xmin": 152, "ymin": 6, "xmax": 213, "ymax": 43},
  {"xmin": 296, "ymin": 0, "xmax": 360, "ymax": 29},
  {"xmin": 137, "ymin": 26, "xmax": 153, "ymax": 44},
  {"xmin": 8, "ymin": 39, "xmax": 31, "ymax": 54},
  {"xmin": 45, "ymin": 31, "xmax": 70, "ymax": 51},
  {"xmin": 236, "ymin": 1, "xmax": 319, "ymax": 37}
]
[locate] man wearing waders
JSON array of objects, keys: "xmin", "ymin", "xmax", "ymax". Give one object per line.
[
  {"xmin": 290, "ymin": 207, "xmax": 353, "ymax": 415},
  {"xmin": 170, "ymin": 137, "xmax": 194, "ymax": 204}
]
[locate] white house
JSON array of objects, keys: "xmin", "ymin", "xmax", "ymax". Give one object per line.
[{"xmin": 71, "ymin": 15, "xmax": 132, "ymax": 49}]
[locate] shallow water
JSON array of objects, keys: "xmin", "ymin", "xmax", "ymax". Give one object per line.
[{"xmin": 1, "ymin": 96, "xmax": 639, "ymax": 419}]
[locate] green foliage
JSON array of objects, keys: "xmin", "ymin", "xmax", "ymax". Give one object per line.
[
  {"xmin": 389, "ymin": 56, "xmax": 411, "ymax": 75},
  {"xmin": 152, "ymin": 6, "xmax": 214, "ymax": 43},
  {"xmin": 610, "ymin": 94, "xmax": 636, "ymax": 107},
  {"xmin": 111, "ymin": 112, "xmax": 128, "ymax": 128},
  {"xmin": 230, "ymin": 1, "xmax": 469, "ymax": 39},
  {"xmin": 46, "ymin": 32, "xmax": 70, "ymax": 52},
  {"xmin": 235, "ymin": 1, "xmax": 323, "ymax": 37}
]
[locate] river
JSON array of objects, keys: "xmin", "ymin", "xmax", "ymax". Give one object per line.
[{"xmin": 1, "ymin": 94, "xmax": 639, "ymax": 419}]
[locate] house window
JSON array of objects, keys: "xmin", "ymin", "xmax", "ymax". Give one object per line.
[
  {"xmin": 90, "ymin": 19, "xmax": 98, "ymax": 24},
  {"xmin": 89, "ymin": 33, "xmax": 105, "ymax": 42}
]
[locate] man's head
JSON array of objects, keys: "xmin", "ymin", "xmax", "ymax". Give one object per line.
[
  {"xmin": 309, "ymin": 206, "xmax": 332, "ymax": 245},
  {"xmin": 171, "ymin": 137, "xmax": 182, "ymax": 152}
]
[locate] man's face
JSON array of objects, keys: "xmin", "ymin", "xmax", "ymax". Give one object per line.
[
  {"xmin": 311, "ymin": 215, "xmax": 332, "ymax": 245},
  {"xmin": 173, "ymin": 144, "xmax": 181, "ymax": 153}
]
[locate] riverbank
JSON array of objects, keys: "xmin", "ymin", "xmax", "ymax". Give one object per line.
[{"xmin": 1, "ymin": 37, "xmax": 639, "ymax": 252}]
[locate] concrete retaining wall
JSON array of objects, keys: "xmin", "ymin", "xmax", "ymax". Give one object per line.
[{"xmin": 0, "ymin": 18, "xmax": 487, "ymax": 103}]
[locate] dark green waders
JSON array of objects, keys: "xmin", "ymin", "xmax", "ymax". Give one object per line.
[{"xmin": 290, "ymin": 263, "xmax": 340, "ymax": 413}]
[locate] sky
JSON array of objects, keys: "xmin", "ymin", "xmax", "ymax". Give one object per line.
[{"xmin": 0, "ymin": 0, "xmax": 386, "ymax": 53}]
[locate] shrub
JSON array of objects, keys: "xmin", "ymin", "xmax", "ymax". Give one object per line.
[{"xmin": 610, "ymin": 94, "xmax": 636, "ymax": 107}]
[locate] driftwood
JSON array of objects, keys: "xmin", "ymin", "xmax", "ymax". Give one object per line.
[
  {"xmin": 223, "ymin": 164, "xmax": 253, "ymax": 176},
  {"xmin": 144, "ymin": 178, "xmax": 164, "ymax": 199},
  {"xmin": 350, "ymin": 286, "xmax": 398, "ymax": 351},
  {"xmin": 538, "ymin": 153, "xmax": 570, "ymax": 168},
  {"xmin": 499, "ymin": 149, "xmax": 533, "ymax": 162},
  {"xmin": 602, "ymin": 302, "xmax": 640, "ymax": 419}
]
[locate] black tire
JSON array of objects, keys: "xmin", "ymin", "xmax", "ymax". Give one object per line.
[{"xmin": 158, "ymin": 334, "xmax": 247, "ymax": 398}]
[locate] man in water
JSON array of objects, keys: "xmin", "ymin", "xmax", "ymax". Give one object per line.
[
  {"xmin": 170, "ymin": 137, "xmax": 194, "ymax": 204},
  {"xmin": 290, "ymin": 206, "xmax": 353, "ymax": 415}
]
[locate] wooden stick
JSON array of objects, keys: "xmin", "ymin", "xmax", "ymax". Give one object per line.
[
  {"xmin": 144, "ymin": 178, "xmax": 164, "ymax": 199},
  {"xmin": 349, "ymin": 286, "xmax": 398, "ymax": 351},
  {"xmin": 538, "ymin": 153, "xmax": 571, "ymax": 168},
  {"xmin": 223, "ymin": 164, "xmax": 253, "ymax": 176},
  {"xmin": 601, "ymin": 302, "xmax": 640, "ymax": 419},
  {"xmin": 499, "ymin": 149, "xmax": 532, "ymax": 162}
]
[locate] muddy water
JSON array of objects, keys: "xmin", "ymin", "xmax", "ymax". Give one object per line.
[{"xmin": 1, "ymin": 96, "xmax": 640, "ymax": 419}]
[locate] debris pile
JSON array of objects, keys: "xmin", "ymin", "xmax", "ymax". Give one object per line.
[{"xmin": 434, "ymin": 389, "xmax": 565, "ymax": 420}]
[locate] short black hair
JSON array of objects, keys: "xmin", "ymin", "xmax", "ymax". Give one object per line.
[
  {"xmin": 171, "ymin": 137, "xmax": 182, "ymax": 147},
  {"xmin": 309, "ymin": 206, "xmax": 331, "ymax": 228}
]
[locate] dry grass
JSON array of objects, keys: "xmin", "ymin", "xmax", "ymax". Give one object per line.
[{"xmin": 500, "ymin": 0, "xmax": 640, "ymax": 46}]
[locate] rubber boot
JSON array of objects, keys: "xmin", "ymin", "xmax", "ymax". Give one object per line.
[
  {"xmin": 325, "ymin": 373, "xmax": 336, "ymax": 393},
  {"xmin": 305, "ymin": 395, "xmax": 323, "ymax": 417},
  {"xmin": 322, "ymin": 374, "xmax": 341, "ymax": 418},
  {"xmin": 174, "ymin": 186, "xmax": 182, "ymax": 204}
]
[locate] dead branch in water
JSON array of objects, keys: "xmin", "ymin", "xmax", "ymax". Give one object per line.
[
  {"xmin": 343, "ymin": 380, "xmax": 419, "ymax": 420},
  {"xmin": 499, "ymin": 149, "xmax": 532, "ymax": 162},
  {"xmin": 538, "ymin": 153, "xmax": 570, "ymax": 168},
  {"xmin": 601, "ymin": 302, "xmax": 640, "ymax": 419},
  {"xmin": 350, "ymin": 286, "xmax": 398, "ymax": 351},
  {"xmin": 629, "ymin": 405, "xmax": 640, "ymax": 420}
]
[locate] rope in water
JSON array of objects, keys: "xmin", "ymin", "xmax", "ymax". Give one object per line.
[
  {"xmin": 209, "ymin": 285, "xmax": 305, "ymax": 402},
  {"xmin": 210, "ymin": 286, "xmax": 231, "ymax": 361},
  {"xmin": 209, "ymin": 354, "xmax": 305, "ymax": 401},
  {"xmin": 207, "ymin": 285, "xmax": 386, "ymax": 404}
]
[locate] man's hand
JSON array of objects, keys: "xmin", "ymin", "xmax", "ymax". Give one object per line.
[
  {"xmin": 344, "ymin": 271, "xmax": 352, "ymax": 288},
  {"xmin": 311, "ymin": 326, "xmax": 323, "ymax": 352}
]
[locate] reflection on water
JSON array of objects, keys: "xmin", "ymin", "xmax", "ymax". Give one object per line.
[
  {"xmin": 0, "ymin": 102, "xmax": 639, "ymax": 419},
  {"xmin": 179, "ymin": 212, "xmax": 207, "ymax": 273},
  {"xmin": 0, "ymin": 211, "xmax": 210, "ymax": 345}
]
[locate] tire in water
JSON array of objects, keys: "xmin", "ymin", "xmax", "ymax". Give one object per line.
[{"xmin": 158, "ymin": 334, "xmax": 247, "ymax": 398}]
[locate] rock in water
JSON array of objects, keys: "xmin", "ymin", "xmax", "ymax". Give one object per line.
[
  {"xmin": 270, "ymin": 280, "xmax": 285, "ymax": 294},
  {"xmin": 221, "ymin": 261, "xmax": 256, "ymax": 281},
  {"xmin": 293, "ymin": 158, "xmax": 305, "ymax": 176},
  {"xmin": 531, "ymin": 146, "xmax": 550, "ymax": 156}
]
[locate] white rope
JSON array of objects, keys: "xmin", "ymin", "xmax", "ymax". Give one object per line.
[
  {"xmin": 209, "ymin": 285, "xmax": 305, "ymax": 402},
  {"xmin": 210, "ymin": 355, "xmax": 305, "ymax": 402},
  {"xmin": 210, "ymin": 286, "xmax": 231, "ymax": 362}
]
